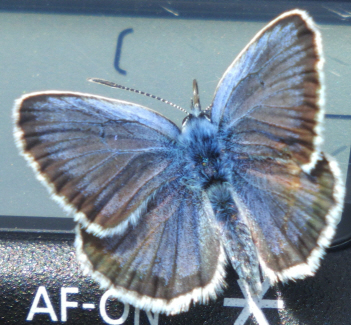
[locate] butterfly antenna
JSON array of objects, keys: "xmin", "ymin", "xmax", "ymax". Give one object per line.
[{"xmin": 88, "ymin": 78, "xmax": 188, "ymax": 114}]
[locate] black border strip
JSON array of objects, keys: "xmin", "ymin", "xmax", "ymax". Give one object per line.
[
  {"xmin": 1, "ymin": 0, "xmax": 351, "ymax": 24},
  {"xmin": 0, "ymin": 216, "xmax": 75, "ymax": 233}
]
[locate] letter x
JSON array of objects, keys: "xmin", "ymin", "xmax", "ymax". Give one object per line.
[{"xmin": 223, "ymin": 278, "xmax": 285, "ymax": 325}]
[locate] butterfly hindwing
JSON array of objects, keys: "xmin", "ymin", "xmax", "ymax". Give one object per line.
[
  {"xmin": 230, "ymin": 154, "xmax": 342, "ymax": 281},
  {"xmin": 14, "ymin": 92, "xmax": 181, "ymax": 236},
  {"xmin": 75, "ymin": 179, "xmax": 226, "ymax": 314}
]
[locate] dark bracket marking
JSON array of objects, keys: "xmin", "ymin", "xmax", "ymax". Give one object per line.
[{"xmin": 114, "ymin": 28, "xmax": 134, "ymax": 75}]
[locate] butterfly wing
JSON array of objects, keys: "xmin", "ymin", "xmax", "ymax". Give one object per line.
[
  {"xmin": 212, "ymin": 10, "xmax": 324, "ymax": 171},
  {"xmin": 211, "ymin": 10, "xmax": 344, "ymax": 281},
  {"xmin": 14, "ymin": 92, "xmax": 181, "ymax": 236},
  {"xmin": 232, "ymin": 155, "xmax": 342, "ymax": 282},
  {"xmin": 76, "ymin": 178, "xmax": 226, "ymax": 315}
]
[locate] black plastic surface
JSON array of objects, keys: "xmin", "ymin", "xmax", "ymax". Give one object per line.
[{"xmin": 0, "ymin": 231, "xmax": 350, "ymax": 325}]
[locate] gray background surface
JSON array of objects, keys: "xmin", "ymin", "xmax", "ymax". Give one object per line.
[{"xmin": 1, "ymin": 8, "xmax": 351, "ymax": 220}]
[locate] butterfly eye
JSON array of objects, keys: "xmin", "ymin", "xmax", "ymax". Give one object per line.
[{"xmin": 199, "ymin": 111, "xmax": 211, "ymax": 121}]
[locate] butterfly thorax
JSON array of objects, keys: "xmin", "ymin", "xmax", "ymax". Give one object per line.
[{"xmin": 179, "ymin": 113, "xmax": 230, "ymax": 191}]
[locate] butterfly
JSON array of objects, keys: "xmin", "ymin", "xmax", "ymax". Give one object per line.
[{"xmin": 13, "ymin": 9, "xmax": 344, "ymax": 315}]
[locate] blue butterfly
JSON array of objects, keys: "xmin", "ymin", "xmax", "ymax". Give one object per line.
[{"xmin": 13, "ymin": 9, "xmax": 344, "ymax": 315}]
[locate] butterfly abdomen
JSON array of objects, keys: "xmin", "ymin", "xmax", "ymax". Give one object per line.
[{"xmin": 206, "ymin": 180, "xmax": 262, "ymax": 295}]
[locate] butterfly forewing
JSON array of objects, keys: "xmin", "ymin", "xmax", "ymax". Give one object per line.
[
  {"xmin": 14, "ymin": 92, "xmax": 181, "ymax": 236},
  {"xmin": 212, "ymin": 11, "xmax": 324, "ymax": 170}
]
